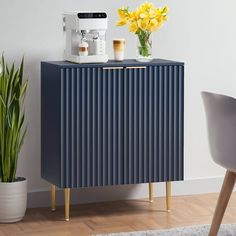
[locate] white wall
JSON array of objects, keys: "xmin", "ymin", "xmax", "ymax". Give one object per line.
[{"xmin": 1, "ymin": 0, "xmax": 236, "ymax": 204}]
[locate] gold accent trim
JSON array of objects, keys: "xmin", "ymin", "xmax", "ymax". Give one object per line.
[
  {"xmin": 166, "ymin": 181, "xmax": 171, "ymax": 212},
  {"xmin": 149, "ymin": 183, "xmax": 154, "ymax": 203},
  {"xmin": 125, "ymin": 66, "xmax": 147, "ymax": 69},
  {"xmin": 64, "ymin": 188, "xmax": 70, "ymax": 221},
  {"xmin": 51, "ymin": 185, "xmax": 56, "ymax": 211}
]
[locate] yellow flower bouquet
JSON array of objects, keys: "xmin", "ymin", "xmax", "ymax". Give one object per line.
[{"xmin": 116, "ymin": 2, "xmax": 168, "ymax": 61}]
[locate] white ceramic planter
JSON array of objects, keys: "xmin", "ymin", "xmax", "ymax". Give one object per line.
[{"xmin": 0, "ymin": 178, "xmax": 27, "ymax": 223}]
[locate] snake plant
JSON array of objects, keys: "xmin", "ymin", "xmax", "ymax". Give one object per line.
[{"xmin": 0, "ymin": 55, "xmax": 28, "ymax": 182}]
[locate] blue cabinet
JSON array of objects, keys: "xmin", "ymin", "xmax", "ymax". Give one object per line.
[{"xmin": 41, "ymin": 59, "xmax": 184, "ymax": 220}]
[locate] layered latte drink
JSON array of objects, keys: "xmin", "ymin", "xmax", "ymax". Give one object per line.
[{"xmin": 113, "ymin": 39, "xmax": 125, "ymax": 61}]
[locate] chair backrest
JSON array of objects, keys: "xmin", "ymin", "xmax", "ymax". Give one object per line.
[{"xmin": 202, "ymin": 91, "xmax": 236, "ymax": 172}]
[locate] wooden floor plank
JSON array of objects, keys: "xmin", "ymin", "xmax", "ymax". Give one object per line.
[{"xmin": 0, "ymin": 193, "xmax": 236, "ymax": 236}]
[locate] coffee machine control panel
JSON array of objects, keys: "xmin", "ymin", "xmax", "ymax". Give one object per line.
[{"xmin": 77, "ymin": 12, "xmax": 107, "ymax": 19}]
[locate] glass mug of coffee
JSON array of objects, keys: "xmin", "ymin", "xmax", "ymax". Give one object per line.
[{"xmin": 113, "ymin": 39, "xmax": 125, "ymax": 61}]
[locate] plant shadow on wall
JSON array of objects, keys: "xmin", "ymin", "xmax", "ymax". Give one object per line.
[
  {"xmin": 116, "ymin": 2, "xmax": 168, "ymax": 62},
  {"xmin": 0, "ymin": 55, "xmax": 28, "ymax": 223}
]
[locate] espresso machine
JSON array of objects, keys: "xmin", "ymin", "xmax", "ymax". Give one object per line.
[{"xmin": 63, "ymin": 12, "xmax": 109, "ymax": 63}]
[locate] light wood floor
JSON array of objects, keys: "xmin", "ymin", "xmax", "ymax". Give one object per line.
[{"xmin": 1, "ymin": 193, "xmax": 236, "ymax": 236}]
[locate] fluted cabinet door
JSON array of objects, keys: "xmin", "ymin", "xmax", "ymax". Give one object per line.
[
  {"xmin": 60, "ymin": 67, "xmax": 127, "ymax": 188},
  {"xmin": 122, "ymin": 66, "xmax": 184, "ymax": 185},
  {"xmin": 41, "ymin": 60, "xmax": 184, "ymax": 189}
]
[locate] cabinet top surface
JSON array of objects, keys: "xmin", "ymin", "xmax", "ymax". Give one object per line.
[{"xmin": 42, "ymin": 59, "xmax": 184, "ymax": 68}]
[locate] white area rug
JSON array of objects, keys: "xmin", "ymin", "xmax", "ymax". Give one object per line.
[{"xmin": 96, "ymin": 224, "xmax": 236, "ymax": 236}]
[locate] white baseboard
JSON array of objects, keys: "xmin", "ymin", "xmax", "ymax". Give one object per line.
[{"xmin": 28, "ymin": 176, "xmax": 225, "ymax": 208}]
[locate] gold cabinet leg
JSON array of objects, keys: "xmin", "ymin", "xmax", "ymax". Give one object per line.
[
  {"xmin": 51, "ymin": 184, "xmax": 56, "ymax": 211},
  {"xmin": 64, "ymin": 188, "xmax": 70, "ymax": 221},
  {"xmin": 166, "ymin": 181, "xmax": 171, "ymax": 212},
  {"xmin": 149, "ymin": 182, "xmax": 154, "ymax": 203}
]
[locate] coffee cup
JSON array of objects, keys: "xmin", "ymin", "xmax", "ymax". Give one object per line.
[
  {"xmin": 113, "ymin": 39, "xmax": 125, "ymax": 61},
  {"xmin": 78, "ymin": 41, "xmax": 88, "ymax": 56}
]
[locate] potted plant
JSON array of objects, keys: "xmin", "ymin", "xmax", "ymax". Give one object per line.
[{"xmin": 0, "ymin": 55, "xmax": 28, "ymax": 223}]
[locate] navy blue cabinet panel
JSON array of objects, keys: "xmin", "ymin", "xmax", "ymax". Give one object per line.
[{"xmin": 41, "ymin": 60, "xmax": 184, "ymax": 188}]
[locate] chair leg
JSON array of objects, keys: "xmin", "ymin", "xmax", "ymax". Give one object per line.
[
  {"xmin": 209, "ymin": 170, "xmax": 236, "ymax": 236},
  {"xmin": 149, "ymin": 183, "xmax": 154, "ymax": 203},
  {"xmin": 64, "ymin": 188, "xmax": 70, "ymax": 221},
  {"xmin": 51, "ymin": 184, "xmax": 56, "ymax": 211},
  {"xmin": 166, "ymin": 181, "xmax": 171, "ymax": 212}
]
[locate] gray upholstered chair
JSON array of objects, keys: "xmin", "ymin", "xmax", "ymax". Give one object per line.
[{"xmin": 202, "ymin": 91, "xmax": 236, "ymax": 236}]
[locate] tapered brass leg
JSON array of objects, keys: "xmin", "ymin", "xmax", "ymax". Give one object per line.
[
  {"xmin": 64, "ymin": 188, "xmax": 70, "ymax": 221},
  {"xmin": 166, "ymin": 181, "xmax": 171, "ymax": 212},
  {"xmin": 51, "ymin": 184, "xmax": 56, "ymax": 211},
  {"xmin": 149, "ymin": 183, "xmax": 154, "ymax": 203}
]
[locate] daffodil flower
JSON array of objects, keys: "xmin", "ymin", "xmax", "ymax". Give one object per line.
[
  {"xmin": 129, "ymin": 22, "xmax": 138, "ymax": 33},
  {"xmin": 116, "ymin": 18, "xmax": 128, "ymax": 26},
  {"xmin": 116, "ymin": 2, "xmax": 168, "ymax": 34}
]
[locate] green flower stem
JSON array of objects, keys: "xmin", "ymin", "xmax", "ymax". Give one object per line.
[{"xmin": 137, "ymin": 30, "xmax": 151, "ymax": 57}]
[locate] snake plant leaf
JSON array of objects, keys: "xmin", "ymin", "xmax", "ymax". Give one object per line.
[
  {"xmin": 0, "ymin": 94, "xmax": 6, "ymax": 107},
  {"xmin": 18, "ymin": 57, "xmax": 24, "ymax": 85},
  {"xmin": 19, "ymin": 127, "xmax": 27, "ymax": 151},
  {"xmin": 20, "ymin": 81, "xmax": 28, "ymax": 100}
]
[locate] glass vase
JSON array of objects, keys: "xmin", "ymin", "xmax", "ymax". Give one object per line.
[{"xmin": 136, "ymin": 32, "xmax": 152, "ymax": 62}]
